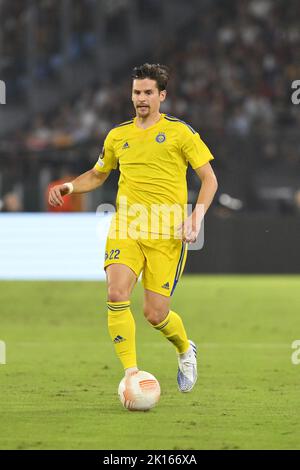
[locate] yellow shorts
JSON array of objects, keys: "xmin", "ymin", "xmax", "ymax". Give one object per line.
[{"xmin": 104, "ymin": 233, "xmax": 188, "ymax": 297}]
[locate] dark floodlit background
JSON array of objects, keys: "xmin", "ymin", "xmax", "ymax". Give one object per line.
[{"xmin": 0, "ymin": 0, "xmax": 300, "ymax": 273}]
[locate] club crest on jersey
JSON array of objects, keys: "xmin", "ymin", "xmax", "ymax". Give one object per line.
[{"xmin": 155, "ymin": 132, "xmax": 166, "ymax": 143}]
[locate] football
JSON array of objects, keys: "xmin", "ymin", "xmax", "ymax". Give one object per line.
[{"xmin": 118, "ymin": 371, "xmax": 161, "ymax": 411}]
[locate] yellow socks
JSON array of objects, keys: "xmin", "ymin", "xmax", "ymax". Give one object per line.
[
  {"xmin": 107, "ymin": 303, "xmax": 189, "ymax": 369},
  {"xmin": 153, "ymin": 310, "xmax": 190, "ymax": 354},
  {"xmin": 107, "ymin": 301, "xmax": 137, "ymax": 370}
]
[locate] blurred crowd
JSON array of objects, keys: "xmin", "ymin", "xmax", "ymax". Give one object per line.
[
  {"xmin": 23, "ymin": 84, "xmax": 127, "ymax": 151},
  {"xmin": 170, "ymin": 0, "xmax": 300, "ymax": 133},
  {"xmin": 10, "ymin": 0, "xmax": 298, "ymax": 153},
  {"xmin": 1, "ymin": 0, "xmax": 97, "ymax": 98}
]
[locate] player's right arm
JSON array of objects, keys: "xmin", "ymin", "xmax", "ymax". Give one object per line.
[
  {"xmin": 49, "ymin": 130, "xmax": 117, "ymax": 207},
  {"xmin": 48, "ymin": 169, "xmax": 110, "ymax": 207}
]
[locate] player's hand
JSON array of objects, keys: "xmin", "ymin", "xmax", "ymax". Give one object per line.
[
  {"xmin": 48, "ymin": 184, "xmax": 70, "ymax": 207},
  {"xmin": 178, "ymin": 210, "xmax": 202, "ymax": 243}
]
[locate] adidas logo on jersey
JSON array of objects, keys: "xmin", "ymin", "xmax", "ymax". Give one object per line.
[
  {"xmin": 122, "ymin": 142, "xmax": 130, "ymax": 149},
  {"xmin": 113, "ymin": 335, "xmax": 126, "ymax": 343},
  {"xmin": 161, "ymin": 282, "xmax": 170, "ymax": 290}
]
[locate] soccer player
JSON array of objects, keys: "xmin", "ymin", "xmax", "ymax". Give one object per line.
[{"xmin": 49, "ymin": 64, "xmax": 218, "ymax": 392}]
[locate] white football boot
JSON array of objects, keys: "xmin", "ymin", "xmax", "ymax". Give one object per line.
[{"xmin": 177, "ymin": 340, "xmax": 197, "ymax": 392}]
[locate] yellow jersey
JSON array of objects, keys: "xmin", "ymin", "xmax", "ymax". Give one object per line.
[{"xmin": 94, "ymin": 113, "xmax": 214, "ymax": 236}]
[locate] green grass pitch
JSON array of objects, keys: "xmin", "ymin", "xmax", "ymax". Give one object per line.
[{"xmin": 0, "ymin": 276, "xmax": 299, "ymax": 450}]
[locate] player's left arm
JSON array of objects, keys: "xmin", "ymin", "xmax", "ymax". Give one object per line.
[{"xmin": 181, "ymin": 162, "xmax": 218, "ymax": 243}]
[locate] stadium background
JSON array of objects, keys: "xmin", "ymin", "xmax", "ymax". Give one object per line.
[{"xmin": 0, "ymin": 0, "xmax": 300, "ymax": 450}]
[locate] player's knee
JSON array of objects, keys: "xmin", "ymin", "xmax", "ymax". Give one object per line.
[
  {"xmin": 144, "ymin": 305, "xmax": 167, "ymax": 326},
  {"xmin": 107, "ymin": 286, "xmax": 130, "ymax": 303}
]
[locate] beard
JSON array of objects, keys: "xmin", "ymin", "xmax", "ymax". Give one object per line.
[{"xmin": 136, "ymin": 105, "xmax": 150, "ymax": 117}]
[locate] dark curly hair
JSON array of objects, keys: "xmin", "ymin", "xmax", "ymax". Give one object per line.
[{"xmin": 131, "ymin": 63, "xmax": 170, "ymax": 92}]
